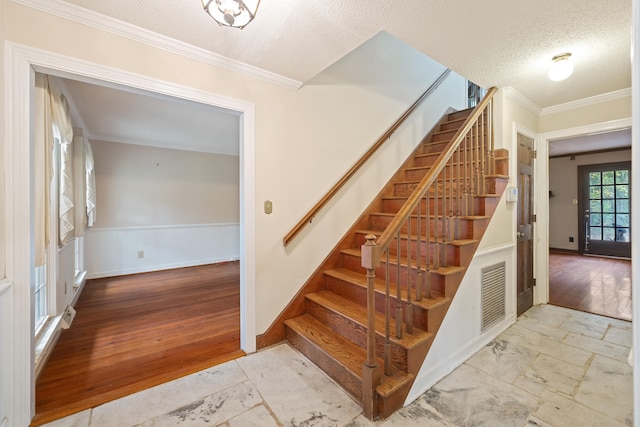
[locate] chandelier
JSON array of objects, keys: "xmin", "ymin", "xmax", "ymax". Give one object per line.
[{"xmin": 201, "ymin": 0, "xmax": 261, "ymax": 29}]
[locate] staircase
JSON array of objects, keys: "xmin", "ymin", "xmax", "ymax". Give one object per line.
[{"xmin": 278, "ymin": 94, "xmax": 508, "ymax": 419}]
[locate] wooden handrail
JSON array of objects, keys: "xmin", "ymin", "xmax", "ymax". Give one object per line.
[
  {"xmin": 283, "ymin": 68, "xmax": 452, "ymax": 246},
  {"xmin": 374, "ymin": 86, "xmax": 498, "ymax": 254}
]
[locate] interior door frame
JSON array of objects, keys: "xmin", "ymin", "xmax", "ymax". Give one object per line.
[
  {"xmin": 536, "ymin": 118, "xmax": 632, "ymax": 308},
  {"xmin": 4, "ymin": 42, "xmax": 257, "ymax": 425}
]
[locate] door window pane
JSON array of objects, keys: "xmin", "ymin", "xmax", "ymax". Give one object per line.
[
  {"xmin": 602, "ymin": 171, "xmax": 615, "ymax": 185},
  {"xmin": 590, "ymin": 227, "xmax": 602, "ymax": 240},
  {"xmin": 617, "ymin": 199, "xmax": 629, "ymax": 213},
  {"xmin": 602, "ymin": 185, "xmax": 615, "ymax": 199},
  {"xmin": 616, "ymin": 170, "xmax": 629, "ymax": 184},
  {"xmin": 590, "ymin": 186, "xmax": 601, "ymax": 199},
  {"xmin": 589, "ymin": 172, "xmax": 601, "ymax": 185},
  {"xmin": 590, "ymin": 200, "xmax": 601, "ymax": 212},
  {"xmin": 602, "ymin": 200, "xmax": 614, "ymax": 213},
  {"xmin": 590, "ymin": 214, "xmax": 602, "ymax": 226},
  {"xmin": 616, "ymin": 185, "xmax": 629, "ymax": 199},
  {"xmin": 616, "ymin": 228, "xmax": 630, "ymax": 242},
  {"xmin": 603, "ymin": 214, "xmax": 615, "ymax": 227},
  {"xmin": 616, "ymin": 214, "xmax": 629, "ymax": 227},
  {"xmin": 603, "ymin": 227, "xmax": 615, "ymax": 241}
]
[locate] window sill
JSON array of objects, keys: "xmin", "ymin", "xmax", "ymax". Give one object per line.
[{"xmin": 34, "ymin": 314, "xmax": 63, "ymax": 379}]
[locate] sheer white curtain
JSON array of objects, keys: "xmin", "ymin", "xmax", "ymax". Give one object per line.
[
  {"xmin": 85, "ymin": 139, "xmax": 96, "ymax": 227},
  {"xmin": 53, "ymin": 94, "xmax": 75, "ymax": 246},
  {"xmin": 33, "ymin": 74, "xmax": 54, "ymax": 266},
  {"xmin": 72, "ymin": 130, "xmax": 86, "ymax": 236}
]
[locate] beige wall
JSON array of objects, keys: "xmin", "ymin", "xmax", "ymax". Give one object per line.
[
  {"xmin": 540, "ymin": 96, "xmax": 631, "ymax": 132},
  {"xmin": 0, "ymin": 0, "xmax": 5, "ymax": 280},
  {"xmin": 2, "ymin": 2, "xmax": 467, "ymax": 334},
  {"xmin": 91, "ymin": 140, "xmax": 239, "ymax": 228},
  {"xmin": 478, "ymin": 89, "xmax": 539, "ymax": 250},
  {"xmin": 549, "ymin": 149, "xmax": 631, "ymax": 251}
]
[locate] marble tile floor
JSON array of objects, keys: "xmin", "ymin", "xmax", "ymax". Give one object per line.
[{"xmin": 43, "ymin": 304, "xmax": 633, "ymax": 427}]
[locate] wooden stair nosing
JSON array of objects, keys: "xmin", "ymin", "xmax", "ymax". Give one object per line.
[
  {"xmin": 354, "ymin": 228, "xmax": 478, "ymax": 246},
  {"xmin": 285, "ymin": 314, "xmax": 413, "ymax": 400},
  {"xmin": 306, "ymin": 290, "xmax": 432, "ymax": 350},
  {"xmin": 340, "ymin": 247, "xmax": 467, "ymax": 276},
  {"xmin": 323, "ymin": 267, "xmax": 451, "ymax": 312}
]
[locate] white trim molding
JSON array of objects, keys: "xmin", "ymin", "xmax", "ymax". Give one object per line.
[
  {"xmin": 540, "ymin": 88, "xmax": 632, "ymax": 116},
  {"xmin": 0, "ymin": 279, "xmax": 11, "ymax": 297},
  {"xmin": 4, "ymin": 41, "xmax": 257, "ymax": 425},
  {"xmin": 503, "ymin": 87, "xmax": 542, "ymax": 116},
  {"xmin": 10, "ymin": 0, "xmax": 303, "ymax": 90}
]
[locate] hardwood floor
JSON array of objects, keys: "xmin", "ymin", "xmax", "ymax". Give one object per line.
[
  {"xmin": 549, "ymin": 251, "xmax": 632, "ymax": 321},
  {"xmin": 32, "ymin": 262, "xmax": 244, "ymax": 426}
]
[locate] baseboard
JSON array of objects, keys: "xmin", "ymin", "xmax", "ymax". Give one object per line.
[
  {"xmin": 549, "ymin": 247, "xmax": 580, "ymax": 254},
  {"xmin": 34, "ymin": 315, "xmax": 63, "ymax": 380},
  {"xmin": 404, "ymin": 313, "xmax": 517, "ymax": 404},
  {"xmin": 86, "ymin": 256, "xmax": 240, "ymax": 280}
]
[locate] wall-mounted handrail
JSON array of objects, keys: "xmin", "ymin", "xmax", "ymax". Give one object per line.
[{"xmin": 283, "ymin": 68, "xmax": 452, "ymax": 247}]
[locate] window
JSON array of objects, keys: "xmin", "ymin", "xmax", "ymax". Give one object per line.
[{"xmin": 34, "ymin": 263, "xmax": 47, "ymax": 331}]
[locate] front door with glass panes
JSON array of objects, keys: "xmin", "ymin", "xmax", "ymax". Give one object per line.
[{"xmin": 578, "ymin": 161, "xmax": 631, "ymax": 258}]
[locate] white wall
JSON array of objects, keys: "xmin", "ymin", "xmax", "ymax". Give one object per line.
[
  {"xmin": 408, "ymin": 245, "xmax": 516, "ymax": 402},
  {"xmin": 84, "ymin": 140, "xmax": 240, "ymax": 277},
  {"xmin": 0, "ymin": 0, "xmax": 9, "ymax": 422},
  {"xmin": 549, "ymin": 149, "xmax": 631, "ymax": 251},
  {"xmin": 56, "ymin": 243, "xmax": 76, "ymax": 309},
  {"xmin": 406, "ymin": 88, "xmax": 536, "ymax": 401},
  {"xmin": 85, "ymin": 223, "xmax": 239, "ymax": 278}
]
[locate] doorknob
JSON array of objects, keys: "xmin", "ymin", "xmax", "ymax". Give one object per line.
[{"xmin": 517, "ymin": 231, "xmax": 524, "ymax": 237}]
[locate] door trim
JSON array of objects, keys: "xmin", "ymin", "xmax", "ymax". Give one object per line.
[
  {"xmin": 4, "ymin": 42, "xmax": 257, "ymax": 425},
  {"xmin": 536, "ymin": 118, "xmax": 632, "ymax": 308},
  {"xmin": 512, "ymin": 123, "xmax": 537, "ymax": 314}
]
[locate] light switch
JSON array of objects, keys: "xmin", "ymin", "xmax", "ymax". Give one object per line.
[
  {"xmin": 572, "ymin": 199, "xmax": 578, "ymax": 205},
  {"xmin": 264, "ymin": 200, "xmax": 273, "ymax": 214}
]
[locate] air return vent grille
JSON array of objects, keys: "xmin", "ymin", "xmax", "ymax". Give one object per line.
[{"xmin": 481, "ymin": 262, "xmax": 506, "ymax": 332}]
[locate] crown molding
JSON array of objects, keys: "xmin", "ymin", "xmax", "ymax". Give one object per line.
[
  {"xmin": 10, "ymin": 0, "xmax": 303, "ymax": 90},
  {"xmin": 540, "ymin": 87, "xmax": 632, "ymax": 116},
  {"xmin": 503, "ymin": 87, "xmax": 542, "ymax": 115}
]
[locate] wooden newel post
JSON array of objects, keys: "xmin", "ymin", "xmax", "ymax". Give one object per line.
[{"xmin": 361, "ymin": 234, "xmax": 382, "ymax": 419}]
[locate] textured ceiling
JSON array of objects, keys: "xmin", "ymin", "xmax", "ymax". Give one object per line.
[
  {"xmin": 58, "ymin": 0, "xmax": 632, "ymax": 108},
  {"xmin": 36, "ymin": 0, "xmax": 632, "ymax": 156}
]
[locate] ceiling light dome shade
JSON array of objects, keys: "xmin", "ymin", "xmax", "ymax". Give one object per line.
[
  {"xmin": 202, "ymin": 0, "xmax": 260, "ymax": 29},
  {"xmin": 548, "ymin": 53, "xmax": 574, "ymax": 81}
]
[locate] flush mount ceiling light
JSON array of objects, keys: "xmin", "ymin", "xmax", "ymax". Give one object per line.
[
  {"xmin": 548, "ymin": 53, "xmax": 574, "ymax": 81},
  {"xmin": 201, "ymin": 0, "xmax": 260, "ymax": 29}
]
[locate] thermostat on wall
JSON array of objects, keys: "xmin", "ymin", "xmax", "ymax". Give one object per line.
[{"xmin": 506, "ymin": 187, "xmax": 518, "ymax": 202}]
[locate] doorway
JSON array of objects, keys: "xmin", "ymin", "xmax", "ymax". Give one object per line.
[
  {"xmin": 5, "ymin": 43, "xmax": 256, "ymax": 426},
  {"xmin": 544, "ymin": 126, "xmax": 632, "ymax": 320}
]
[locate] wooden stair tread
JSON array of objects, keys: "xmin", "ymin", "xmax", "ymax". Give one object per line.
[
  {"xmin": 340, "ymin": 248, "xmax": 467, "ymax": 276},
  {"xmin": 354, "ymin": 229, "xmax": 477, "ymax": 247},
  {"xmin": 307, "ymin": 290, "xmax": 432, "ymax": 349},
  {"xmin": 368, "ymin": 211, "xmax": 490, "ymax": 221},
  {"xmin": 324, "ymin": 268, "xmax": 451, "ymax": 311},
  {"xmin": 285, "ymin": 314, "xmax": 414, "ymax": 389}
]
